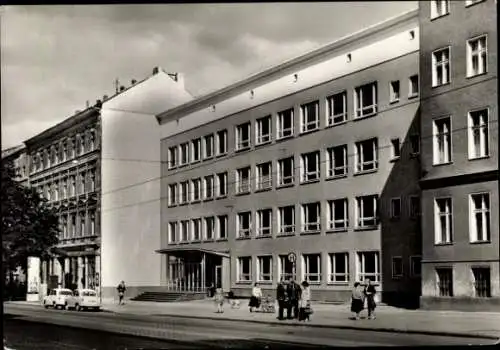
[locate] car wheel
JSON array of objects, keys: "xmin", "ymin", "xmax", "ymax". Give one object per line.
[
  {"xmin": 64, "ymin": 303, "xmax": 70, "ymax": 311},
  {"xmin": 52, "ymin": 302, "xmax": 56, "ymax": 309},
  {"xmin": 43, "ymin": 301, "xmax": 49, "ymax": 309},
  {"xmin": 75, "ymin": 304, "xmax": 81, "ymax": 312}
]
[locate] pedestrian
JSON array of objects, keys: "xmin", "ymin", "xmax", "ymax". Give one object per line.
[
  {"xmin": 116, "ymin": 281, "xmax": 126, "ymax": 305},
  {"xmin": 214, "ymin": 287, "xmax": 225, "ymax": 313},
  {"xmin": 350, "ymin": 282, "xmax": 364, "ymax": 320},
  {"xmin": 286, "ymin": 278, "xmax": 300, "ymax": 319},
  {"xmin": 276, "ymin": 279, "xmax": 286, "ymax": 320},
  {"xmin": 364, "ymin": 278, "xmax": 377, "ymax": 320},
  {"xmin": 249, "ymin": 282, "xmax": 262, "ymax": 312},
  {"xmin": 298, "ymin": 281, "xmax": 312, "ymax": 321}
]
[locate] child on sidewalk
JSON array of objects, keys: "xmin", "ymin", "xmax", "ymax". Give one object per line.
[{"xmin": 214, "ymin": 287, "xmax": 225, "ymax": 313}]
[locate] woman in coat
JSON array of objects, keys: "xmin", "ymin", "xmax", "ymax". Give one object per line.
[
  {"xmin": 350, "ymin": 282, "xmax": 364, "ymax": 320},
  {"xmin": 298, "ymin": 281, "xmax": 312, "ymax": 321},
  {"xmin": 249, "ymin": 282, "xmax": 262, "ymax": 312}
]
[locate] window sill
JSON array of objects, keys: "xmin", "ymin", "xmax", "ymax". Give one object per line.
[
  {"xmin": 327, "ymin": 282, "xmax": 349, "ymax": 286},
  {"xmin": 354, "ymin": 226, "xmax": 378, "ymax": 232},
  {"xmin": 255, "ymin": 140, "xmax": 272, "ymax": 148},
  {"xmin": 255, "ymin": 187, "xmax": 272, "ymax": 193},
  {"xmin": 434, "ymin": 242, "xmax": 453, "ymax": 246},
  {"xmin": 179, "ymin": 241, "xmax": 190, "ymax": 245},
  {"xmin": 235, "ymin": 191, "xmax": 251, "ymax": 197},
  {"xmin": 191, "ymin": 240, "xmax": 201, "ymax": 244},
  {"xmin": 178, "ymin": 163, "xmax": 189, "ymax": 168},
  {"xmin": 203, "ymin": 239, "xmax": 215, "ymax": 243},
  {"xmin": 466, "ymin": 71, "xmax": 488, "ymax": 80},
  {"xmin": 304, "ymin": 281, "xmax": 322, "ymax": 286},
  {"xmin": 179, "ymin": 202, "xmax": 189, "ymax": 207},
  {"xmin": 277, "ymin": 232, "xmax": 295, "ymax": 237},
  {"xmin": 300, "ymin": 230, "xmax": 321, "ymax": 236},
  {"xmin": 408, "ymin": 93, "xmax": 419, "ymax": 100},
  {"xmin": 430, "ymin": 12, "xmax": 450, "ymax": 21},
  {"xmin": 300, "ymin": 178, "xmax": 320, "ymax": 185},
  {"xmin": 276, "ymin": 134, "xmax": 294, "ymax": 142},
  {"xmin": 167, "ymin": 204, "xmax": 177, "ymax": 208},
  {"xmin": 235, "ymin": 146, "xmax": 251, "ymax": 153},
  {"xmin": 167, "ymin": 166, "xmax": 177, "ymax": 171},
  {"xmin": 389, "ymin": 157, "xmax": 400, "ymax": 163},
  {"xmin": 470, "ymin": 240, "xmax": 491, "ymax": 245},
  {"xmin": 353, "ymin": 169, "xmax": 378, "ymax": 176},
  {"xmin": 256, "ymin": 281, "xmax": 273, "ymax": 285},
  {"xmin": 236, "ymin": 236, "xmax": 251, "ymax": 241},
  {"xmin": 216, "ymin": 153, "xmax": 228, "ymax": 158},
  {"xmin": 353, "ymin": 112, "xmax": 377, "ymax": 121},
  {"xmin": 216, "ymin": 195, "xmax": 228, "ymax": 200},
  {"xmin": 389, "ymin": 99, "xmax": 400, "ymax": 105},
  {"xmin": 276, "ymin": 183, "xmax": 295, "ymax": 190},
  {"xmin": 432, "ymin": 161, "xmax": 453, "ymax": 167},
  {"xmin": 255, "ymin": 235, "xmax": 272, "ymax": 240},
  {"xmin": 325, "ymin": 120, "xmax": 348, "ymax": 129},
  {"xmin": 167, "ymin": 242, "xmax": 178, "ymax": 246},
  {"xmin": 468, "ymin": 155, "xmax": 490, "ymax": 161},
  {"xmin": 191, "ymin": 199, "xmax": 201, "ymax": 204},
  {"xmin": 326, "ymin": 174, "xmax": 348, "ymax": 181},
  {"xmin": 236, "ymin": 281, "xmax": 253, "ymax": 285},
  {"xmin": 216, "ymin": 238, "xmax": 228, "ymax": 242},
  {"xmin": 299, "ymin": 128, "xmax": 320, "ymax": 136},
  {"xmin": 202, "ymin": 197, "xmax": 214, "ymax": 202},
  {"xmin": 326, "ymin": 228, "xmax": 348, "ymax": 234},
  {"xmin": 191, "ymin": 160, "xmax": 201, "ymax": 165},
  {"xmin": 431, "ymin": 81, "xmax": 451, "ymax": 89},
  {"xmin": 465, "ymin": 0, "xmax": 485, "ymax": 7},
  {"xmin": 203, "ymin": 155, "xmax": 214, "ymax": 161}
]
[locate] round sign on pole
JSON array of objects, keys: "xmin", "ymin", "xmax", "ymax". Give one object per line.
[{"xmin": 288, "ymin": 252, "xmax": 296, "ymax": 263}]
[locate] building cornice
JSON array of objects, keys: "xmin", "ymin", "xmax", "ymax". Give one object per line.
[{"xmin": 156, "ymin": 9, "xmax": 418, "ymax": 124}]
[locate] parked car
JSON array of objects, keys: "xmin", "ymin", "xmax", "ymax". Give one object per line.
[
  {"xmin": 42, "ymin": 288, "xmax": 74, "ymax": 309},
  {"xmin": 67, "ymin": 289, "xmax": 101, "ymax": 311}
]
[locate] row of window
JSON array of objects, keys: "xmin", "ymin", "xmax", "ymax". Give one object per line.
[
  {"xmin": 58, "ymin": 211, "xmax": 97, "ymax": 240},
  {"xmin": 235, "ymin": 252, "xmax": 422, "ymax": 284},
  {"xmin": 432, "ymin": 108, "xmax": 491, "ymax": 164},
  {"xmin": 432, "ymin": 34, "xmax": 489, "ymax": 87},
  {"xmin": 434, "ymin": 192, "xmax": 492, "ymax": 244},
  {"xmin": 431, "ymin": 0, "xmax": 485, "ymax": 20},
  {"xmin": 167, "ymin": 195, "xmax": 420, "ymax": 244},
  {"xmin": 30, "ymin": 129, "xmax": 97, "ymax": 173},
  {"xmin": 167, "ymin": 76, "xmax": 419, "ymax": 170},
  {"xmin": 436, "ymin": 266, "xmax": 492, "ymax": 298},
  {"xmin": 33, "ymin": 170, "xmax": 97, "ymax": 202}
]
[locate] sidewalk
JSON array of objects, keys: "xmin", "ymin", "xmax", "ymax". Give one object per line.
[{"xmin": 8, "ymin": 299, "xmax": 500, "ymax": 340}]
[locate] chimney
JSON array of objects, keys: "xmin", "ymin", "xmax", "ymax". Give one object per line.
[
  {"xmin": 131, "ymin": 79, "xmax": 137, "ymax": 85},
  {"xmin": 152, "ymin": 66, "xmax": 162, "ymax": 75},
  {"xmin": 86, "ymin": 100, "xmax": 90, "ymax": 108},
  {"xmin": 169, "ymin": 72, "xmax": 185, "ymax": 88},
  {"xmin": 103, "ymin": 95, "xmax": 109, "ymax": 101},
  {"xmin": 95, "ymin": 99, "xmax": 102, "ymax": 108},
  {"xmin": 120, "ymin": 86, "xmax": 125, "ymax": 92}
]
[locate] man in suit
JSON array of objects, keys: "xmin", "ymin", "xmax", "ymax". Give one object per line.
[
  {"xmin": 286, "ymin": 278, "xmax": 301, "ymax": 319},
  {"xmin": 276, "ymin": 279, "xmax": 287, "ymax": 320}
]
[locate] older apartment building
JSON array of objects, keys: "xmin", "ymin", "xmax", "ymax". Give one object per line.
[
  {"xmin": 419, "ymin": 0, "xmax": 499, "ymax": 310},
  {"xmin": 156, "ymin": 10, "xmax": 422, "ymax": 304}
]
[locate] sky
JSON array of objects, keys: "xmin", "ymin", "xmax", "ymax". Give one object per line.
[{"xmin": 1, "ymin": 2, "xmax": 417, "ymax": 150}]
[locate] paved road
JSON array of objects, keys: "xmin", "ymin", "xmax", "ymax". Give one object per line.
[{"xmin": 3, "ymin": 303, "xmax": 497, "ymax": 348}]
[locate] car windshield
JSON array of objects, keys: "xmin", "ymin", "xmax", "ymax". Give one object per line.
[
  {"xmin": 82, "ymin": 291, "xmax": 96, "ymax": 297},
  {"xmin": 59, "ymin": 291, "xmax": 73, "ymax": 296}
]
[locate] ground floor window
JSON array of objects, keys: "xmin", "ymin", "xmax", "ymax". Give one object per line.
[
  {"xmin": 257, "ymin": 256, "xmax": 272, "ymax": 282},
  {"xmin": 328, "ymin": 253, "xmax": 349, "ymax": 283},
  {"xmin": 436, "ymin": 268, "xmax": 453, "ymax": 297},
  {"xmin": 237, "ymin": 257, "xmax": 252, "ymax": 282},
  {"xmin": 356, "ymin": 251, "xmax": 380, "ymax": 283},
  {"xmin": 472, "ymin": 267, "xmax": 491, "ymax": 298},
  {"xmin": 302, "ymin": 253, "xmax": 321, "ymax": 283},
  {"xmin": 410, "ymin": 256, "xmax": 421, "ymax": 277},
  {"xmin": 278, "ymin": 255, "xmax": 295, "ymax": 281},
  {"xmin": 392, "ymin": 256, "xmax": 403, "ymax": 279}
]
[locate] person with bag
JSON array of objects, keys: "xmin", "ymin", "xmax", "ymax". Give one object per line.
[
  {"xmin": 276, "ymin": 279, "xmax": 287, "ymax": 320},
  {"xmin": 286, "ymin": 278, "xmax": 301, "ymax": 319},
  {"xmin": 116, "ymin": 281, "xmax": 126, "ymax": 305},
  {"xmin": 249, "ymin": 282, "xmax": 262, "ymax": 312},
  {"xmin": 364, "ymin": 278, "xmax": 377, "ymax": 320},
  {"xmin": 350, "ymin": 282, "xmax": 364, "ymax": 320},
  {"xmin": 298, "ymin": 281, "xmax": 312, "ymax": 321}
]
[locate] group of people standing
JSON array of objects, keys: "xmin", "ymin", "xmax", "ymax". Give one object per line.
[
  {"xmin": 276, "ymin": 278, "xmax": 312, "ymax": 322},
  {"xmin": 350, "ymin": 278, "xmax": 377, "ymax": 320}
]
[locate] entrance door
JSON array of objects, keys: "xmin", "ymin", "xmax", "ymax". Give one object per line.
[{"xmin": 215, "ymin": 266, "xmax": 222, "ymax": 289}]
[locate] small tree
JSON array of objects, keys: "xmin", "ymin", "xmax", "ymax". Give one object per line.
[{"xmin": 1, "ymin": 161, "xmax": 59, "ymax": 280}]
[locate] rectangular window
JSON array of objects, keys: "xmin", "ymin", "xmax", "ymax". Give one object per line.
[
  {"xmin": 191, "ymin": 218, "xmax": 201, "ymax": 241},
  {"xmin": 278, "ymin": 205, "xmax": 295, "ymax": 235},
  {"xmin": 237, "ymin": 211, "xmax": 252, "ymax": 238},
  {"xmin": 256, "ymin": 162, "xmax": 272, "ymax": 190},
  {"xmin": 326, "ymin": 91, "xmax": 347, "ymax": 126},
  {"xmin": 300, "ymin": 101, "xmax": 320, "ymax": 133},
  {"xmin": 409, "ymin": 196, "xmax": 421, "ymax": 219},
  {"xmin": 300, "ymin": 151, "xmax": 320, "ymax": 183},
  {"xmin": 392, "ymin": 257, "xmax": 403, "ymax": 279},
  {"xmin": 468, "ymin": 109, "xmax": 489, "ymax": 159},
  {"xmin": 277, "ymin": 156, "xmax": 295, "ymax": 187},
  {"xmin": 431, "ymin": 0, "xmax": 450, "ymax": 18},
  {"xmin": 467, "ymin": 35, "xmax": 487, "ymax": 77},
  {"xmin": 168, "ymin": 222, "xmax": 178, "ymax": 243},
  {"xmin": 191, "ymin": 178, "xmax": 201, "ymax": 202},
  {"xmin": 389, "ymin": 80, "xmax": 400, "ymax": 103},
  {"xmin": 391, "ymin": 139, "xmax": 401, "ymax": 159},
  {"xmin": 216, "ymin": 172, "xmax": 228, "ymax": 197},
  {"xmin": 257, "ymin": 256, "xmax": 273, "ymax": 282},
  {"xmin": 473, "ymin": 267, "xmax": 491, "ymax": 298},
  {"xmin": 204, "ymin": 175, "xmax": 214, "ymax": 200},
  {"xmin": 236, "ymin": 167, "xmax": 251, "ymax": 194},
  {"xmin": 180, "ymin": 181, "xmax": 189, "ymax": 204},
  {"xmin": 469, "ymin": 193, "xmax": 491, "ymax": 242},
  {"xmin": 409, "ymin": 75, "xmax": 419, "ymax": 97},
  {"xmin": 355, "ymin": 138, "xmax": 378, "ymax": 173},
  {"xmin": 410, "ymin": 256, "xmax": 422, "ymax": 277},
  {"xmin": 328, "ymin": 253, "xmax": 349, "ymax": 283},
  {"xmin": 204, "ymin": 134, "xmax": 214, "ymax": 159},
  {"xmin": 217, "ymin": 215, "xmax": 228, "ymax": 240},
  {"xmin": 302, "ymin": 254, "xmax": 321, "ymax": 283},
  {"xmin": 354, "ymin": 82, "xmax": 377, "ymax": 118},
  {"xmin": 279, "ymin": 255, "xmax": 295, "ymax": 281},
  {"xmin": 191, "ymin": 139, "xmax": 201, "ymax": 163},
  {"xmin": 204, "ymin": 216, "xmax": 215, "ymax": 240},
  {"xmin": 180, "ymin": 220, "xmax": 189, "ymax": 242},
  {"xmin": 357, "ymin": 251, "xmax": 380, "ymax": 283},
  {"xmin": 237, "ymin": 257, "xmax": 252, "ymax": 282},
  {"xmin": 236, "ymin": 122, "xmax": 251, "ymax": 150},
  {"xmin": 256, "ymin": 209, "xmax": 272, "ymax": 237},
  {"xmin": 435, "ymin": 198, "xmax": 453, "ymax": 244},
  {"xmin": 433, "ymin": 117, "xmax": 452, "ymax": 164},
  {"xmin": 168, "ymin": 183, "xmax": 177, "ymax": 206},
  {"xmin": 79, "ymin": 214, "xmax": 86, "ymax": 236},
  {"xmin": 326, "ymin": 145, "xmax": 348, "ymax": 178},
  {"xmin": 466, "ymin": 0, "xmax": 485, "ymax": 6},
  {"xmin": 216, "ymin": 130, "xmax": 228, "ymax": 156},
  {"xmin": 355, "ymin": 195, "xmax": 378, "ymax": 229},
  {"xmin": 436, "ymin": 268, "xmax": 453, "ymax": 296},
  {"xmin": 391, "ymin": 197, "xmax": 402, "ymax": 219},
  {"xmin": 168, "ymin": 147, "xmax": 177, "ymax": 169},
  {"xmin": 301, "ymin": 202, "xmax": 321, "ymax": 232},
  {"xmin": 256, "ymin": 115, "xmax": 271, "ymax": 145},
  {"xmin": 179, "ymin": 143, "xmax": 189, "ymax": 166},
  {"xmin": 277, "ymin": 108, "xmax": 294, "ymax": 139},
  {"xmin": 327, "ymin": 198, "xmax": 348, "ymax": 231},
  {"xmin": 410, "ymin": 135, "xmax": 420, "ymax": 155},
  {"xmin": 432, "ymin": 47, "xmax": 451, "ymax": 87}
]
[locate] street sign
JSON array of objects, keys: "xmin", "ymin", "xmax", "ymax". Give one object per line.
[{"xmin": 288, "ymin": 252, "xmax": 296, "ymax": 263}]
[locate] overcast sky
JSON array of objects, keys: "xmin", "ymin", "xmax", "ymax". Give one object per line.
[{"xmin": 1, "ymin": 2, "xmax": 417, "ymax": 149}]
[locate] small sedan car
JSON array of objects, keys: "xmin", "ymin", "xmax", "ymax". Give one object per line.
[
  {"xmin": 66, "ymin": 289, "xmax": 101, "ymax": 311},
  {"xmin": 42, "ymin": 288, "xmax": 74, "ymax": 309}
]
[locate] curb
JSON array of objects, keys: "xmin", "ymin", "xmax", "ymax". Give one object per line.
[{"xmin": 105, "ymin": 309, "xmax": 500, "ymax": 340}]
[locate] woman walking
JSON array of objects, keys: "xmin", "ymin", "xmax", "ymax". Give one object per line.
[
  {"xmin": 249, "ymin": 282, "xmax": 262, "ymax": 312},
  {"xmin": 214, "ymin": 287, "xmax": 225, "ymax": 313},
  {"xmin": 350, "ymin": 282, "xmax": 364, "ymax": 320},
  {"xmin": 298, "ymin": 281, "xmax": 312, "ymax": 321},
  {"xmin": 364, "ymin": 278, "xmax": 377, "ymax": 320}
]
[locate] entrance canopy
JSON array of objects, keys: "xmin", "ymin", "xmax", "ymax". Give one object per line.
[{"xmin": 155, "ymin": 247, "xmax": 230, "ymax": 258}]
